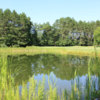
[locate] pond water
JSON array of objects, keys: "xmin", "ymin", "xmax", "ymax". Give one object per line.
[{"xmin": 6, "ymin": 54, "xmax": 100, "ymax": 98}]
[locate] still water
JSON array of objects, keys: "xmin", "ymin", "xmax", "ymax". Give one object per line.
[{"xmin": 7, "ymin": 54, "xmax": 100, "ymax": 98}]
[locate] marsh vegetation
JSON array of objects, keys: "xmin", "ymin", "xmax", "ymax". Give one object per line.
[{"xmin": 0, "ymin": 54, "xmax": 100, "ymax": 100}]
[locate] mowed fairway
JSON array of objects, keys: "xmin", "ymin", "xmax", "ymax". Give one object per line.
[{"xmin": 0, "ymin": 46, "xmax": 100, "ymax": 57}]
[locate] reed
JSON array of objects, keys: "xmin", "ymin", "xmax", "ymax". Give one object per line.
[
  {"xmin": 0, "ymin": 56, "xmax": 59, "ymax": 100},
  {"xmin": 0, "ymin": 47, "xmax": 100, "ymax": 100}
]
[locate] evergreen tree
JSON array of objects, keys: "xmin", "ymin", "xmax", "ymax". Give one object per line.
[
  {"xmin": 94, "ymin": 27, "xmax": 100, "ymax": 46},
  {"xmin": 0, "ymin": 9, "xmax": 5, "ymax": 46}
]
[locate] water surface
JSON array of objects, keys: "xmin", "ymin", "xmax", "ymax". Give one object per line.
[{"xmin": 6, "ymin": 54, "xmax": 100, "ymax": 98}]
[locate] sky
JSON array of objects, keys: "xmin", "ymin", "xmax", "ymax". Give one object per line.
[{"xmin": 0, "ymin": 0, "xmax": 100, "ymax": 25}]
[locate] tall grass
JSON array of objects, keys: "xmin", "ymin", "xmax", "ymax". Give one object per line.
[
  {"xmin": 0, "ymin": 56, "xmax": 59, "ymax": 100},
  {"xmin": 0, "ymin": 49, "xmax": 100, "ymax": 99}
]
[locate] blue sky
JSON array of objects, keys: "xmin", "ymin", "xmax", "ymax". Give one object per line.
[{"xmin": 1, "ymin": 0, "xmax": 100, "ymax": 24}]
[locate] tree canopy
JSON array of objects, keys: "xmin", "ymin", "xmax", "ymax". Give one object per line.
[
  {"xmin": 94, "ymin": 27, "xmax": 100, "ymax": 46},
  {"xmin": 0, "ymin": 9, "xmax": 37, "ymax": 47},
  {"xmin": 0, "ymin": 9, "xmax": 100, "ymax": 47}
]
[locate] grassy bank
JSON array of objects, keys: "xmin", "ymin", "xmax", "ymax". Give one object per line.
[{"xmin": 0, "ymin": 46, "xmax": 100, "ymax": 57}]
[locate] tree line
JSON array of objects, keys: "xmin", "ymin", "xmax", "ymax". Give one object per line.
[{"xmin": 0, "ymin": 9, "xmax": 100, "ymax": 47}]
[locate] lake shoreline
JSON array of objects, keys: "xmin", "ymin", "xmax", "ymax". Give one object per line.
[{"xmin": 0, "ymin": 46, "xmax": 100, "ymax": 57}]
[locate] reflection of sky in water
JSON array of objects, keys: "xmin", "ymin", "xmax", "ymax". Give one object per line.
[
  {"xmin": 34, "ymin": 72, "xmax": 72, "ymax": 94},
  {"xmin": 19, "ymin": 71, "xmax": 99, "ymax": 98},
  {"xmin": 33, "ymin": 72, "xmax": 99, "ymax": 95}
]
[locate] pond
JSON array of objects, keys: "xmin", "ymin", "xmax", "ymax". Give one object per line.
[{"xmin": 0, "ymin": 54, "xmax": 100, "ymax": 99}]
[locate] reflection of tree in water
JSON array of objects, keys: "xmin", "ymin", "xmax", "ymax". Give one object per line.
[
  {"xmin": 7, "ymin": 54, "xmax": 90, "ymax": 85},
  {"xmin": 7, "ymin": 55, "xmax": 34, "ymax": 84},
  {"xmin": 90, "ymin": 57, "xmax": 100, "ymax": 76}
]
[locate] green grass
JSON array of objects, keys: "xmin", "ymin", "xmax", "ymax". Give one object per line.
[{"xmin": 0, "ymin": 46, "xmax": 100, "ymax": 57}]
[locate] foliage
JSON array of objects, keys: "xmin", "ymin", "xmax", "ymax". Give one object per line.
[
  {"xmin": 0, "ymin": 9, "xmax": 37, "ymax": 47},
  {"xmin": 94, "ymin": 27, "xmax": 100, "ymax": 46},
  {"xmin": 1, "ymin": 9, "xmax": 100, "ymax": 47},
  {"xmin": 35, "ymin": 18, "xmax": 100, "ymax": 46}
]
